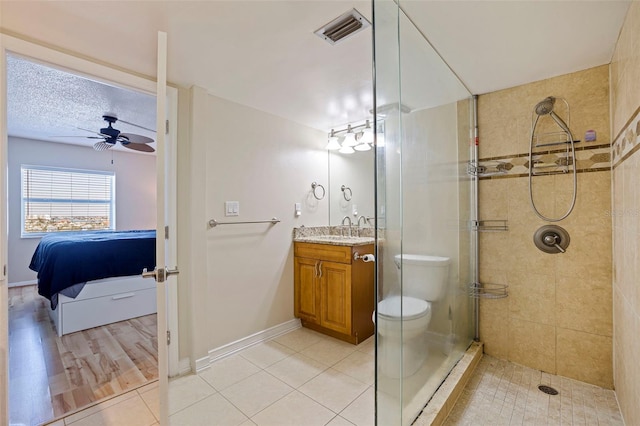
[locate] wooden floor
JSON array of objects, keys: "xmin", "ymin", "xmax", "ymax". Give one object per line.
[{"xmin": 8, "ymin": 285, "xmax": 158, "ymax": 426}]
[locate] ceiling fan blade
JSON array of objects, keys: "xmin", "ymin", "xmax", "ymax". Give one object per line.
[
  {"xmin": 93, "ymin": 141, "xmax": 114, "ymax": 151},
  {"xmin": 122, "ymin": 142, "xmax": 155, "ymax": 153},
  {"xmin": 119, "ymin": 133, "xmax": 154, "ymax": 144},
  {"xmin": 117, "ymin": 119, "xmax": 156, "ymax": 133},
  {"xmin": 51, "ymin": 135, "xmax": 104, "ymax": 139},
  {"xmin": 78, "ymin": 127, "xmax": 103, "ymax": 135}
]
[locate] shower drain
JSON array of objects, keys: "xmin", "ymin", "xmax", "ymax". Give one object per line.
[{"xmin": 538, "ymin": 385, "xmax": 559, "ymax": 395}]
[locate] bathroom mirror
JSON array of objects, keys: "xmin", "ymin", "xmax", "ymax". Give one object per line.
[{"xmin": 328, "ymin": 148, "xmax": 375, "ymax": 226}]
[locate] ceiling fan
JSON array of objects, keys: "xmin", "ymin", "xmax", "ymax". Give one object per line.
[{"xmin": 57, "ymin": 113, "xmax": 155, "ymax": 153}]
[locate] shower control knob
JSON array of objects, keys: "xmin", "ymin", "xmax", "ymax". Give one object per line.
[
  {"xmin": 543, "ymin": 234, "xmax": 565, "ymax": 253},
  {"xmin": 534, "ymin": 225, "xmax": 570, "ymax": 254}
]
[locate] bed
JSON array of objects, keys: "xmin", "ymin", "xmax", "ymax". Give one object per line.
[{"xmin": 29, "ymin": 229, "xmax": 158, "ymax": 336}]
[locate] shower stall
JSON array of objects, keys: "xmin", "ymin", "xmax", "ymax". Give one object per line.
[{"xmin": 372, "ymin": 1, "xmax": 476, "ymax": 423}]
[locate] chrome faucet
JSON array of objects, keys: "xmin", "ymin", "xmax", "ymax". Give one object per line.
[
  {"xmin": 356, "ymin": 215, "xmax": 368, "ymax": 237},
  {"xmin": 357, "ymin": 215, "xmax": 368, "ymax": 227},
  {"xmin": 341, "ymin": 216, "xmax": 352, "ymax": 237}
]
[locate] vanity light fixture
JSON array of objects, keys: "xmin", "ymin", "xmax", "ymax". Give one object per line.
[
  {"xmin": 339, "ymin": 144, "xmax": 355, "ymax": 154},
  {"xmin": 326, "ymin": 130, "xmax": 341, "ymax": 150},
  {"xmin": 354, "ymin": 142, "xmax": 371, "ymax": 151},
  {"xmin": 360, "ymin": 120, "xmax": 374, "ymax": 144},
  {"xmin": 327, "ymin": 118, "xmax": 376, "ymax": 154},
  {"xmin": 342, "ymin": 125, "xmax": 358, "ymax": 147}
]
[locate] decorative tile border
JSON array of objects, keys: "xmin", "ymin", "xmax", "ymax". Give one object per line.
[
  {"xmin": 612, "ymin": 107, "xmax": 640, "ymax": 168},
  {"xmin": 477, "ymin": 144, "xmax": 611, "ymax": 179}
]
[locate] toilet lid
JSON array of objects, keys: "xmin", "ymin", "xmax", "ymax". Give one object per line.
[{"xmin": 377, "ymin": 296, "xmax": 429, "ymax": 320}]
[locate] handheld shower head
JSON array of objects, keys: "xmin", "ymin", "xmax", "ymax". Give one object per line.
[
  {"xmin": 534, "ymin": 96, "xmax": 572, "ymax": 134},
  {"xmin": 535, "ymin": 97, "xmax": 556, "ymax": 115}
]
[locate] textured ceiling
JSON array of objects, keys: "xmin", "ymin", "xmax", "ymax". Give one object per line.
[
  {"xmin": 0, "ymin": 1, "xmax": 632, "ymax": 137},
  {"xmin": 6, "ymin": 54, "xmax": 156, "ymax": 154}
]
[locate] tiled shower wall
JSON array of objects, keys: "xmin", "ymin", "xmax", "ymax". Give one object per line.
[
  {"xmin": 611, "ymin": 1, "xmax": 640, "ymax": 424},
  {"xmin": 477, "ymin": 65, "xmax": 613, "ymax": 389}
]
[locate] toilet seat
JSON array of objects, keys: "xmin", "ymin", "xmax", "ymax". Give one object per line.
[{"xmin": 377, "ymin": 296, "xmax": 430, "ymax": 321}]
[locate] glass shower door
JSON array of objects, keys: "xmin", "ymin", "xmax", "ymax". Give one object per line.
[{"xmin": 373, "ymin": 1, "xmax": 475, "ymax": 424}]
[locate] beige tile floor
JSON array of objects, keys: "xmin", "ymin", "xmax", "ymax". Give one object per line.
[
  {"xmin": 47, "ymin": 327, "xmax": 374, "ymax": 426},
  {"xmin": 45, "ymin": 381, "xmax": 159, "ymax": 426},
  {"xmin": 165, "ymin": 328, "xmax": 375, "ymax": 426},
  {"xmin": 46, "ymin": 329, "xmax": 625, "ymax": 426},
  {"xmin": 443, "ymin": 355, "xmax": 624, "ymax": 425}
]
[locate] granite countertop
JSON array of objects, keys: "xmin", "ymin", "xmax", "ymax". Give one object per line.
[{"xmin": 293, "ymin": 226, "xmax": 375, "ymax": 246}]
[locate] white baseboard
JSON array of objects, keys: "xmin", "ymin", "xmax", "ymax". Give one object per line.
[
  {"xmin": 8, "ymin": 280, "xmax": 37, "ymax": 288},
  {"xmin": 178, "ymin": 358, "xmax": 192, "ymax": 376},
  {"xmin": 195, "ymin": 318, "xmax": 301, "ymax": 372}
]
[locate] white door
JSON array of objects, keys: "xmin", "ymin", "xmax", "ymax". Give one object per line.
[
  {"xmin": 148, "ymin": 31, "xmax": 179, "ymax": 425},
  {"xmin": 0, "ymin": 33, "xmax": 10, "ymax": 426}
]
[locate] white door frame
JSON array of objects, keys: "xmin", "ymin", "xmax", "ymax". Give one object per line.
[{"xmin": 0, "ymin": 33, "xmax": 180, "ymax": 425}]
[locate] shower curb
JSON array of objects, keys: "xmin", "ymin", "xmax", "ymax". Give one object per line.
[{"xmin": 413, "ymin": 341, "xmax": 484, "ymax": 426}]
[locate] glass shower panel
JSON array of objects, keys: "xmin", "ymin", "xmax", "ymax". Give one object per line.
[
  {"xmin": 373, "ymin": 1, "xmax": 474, "ymax": 424},
  {"xmin": 373, "ymin": 1, "xmax": 403, "ymax": 425}
]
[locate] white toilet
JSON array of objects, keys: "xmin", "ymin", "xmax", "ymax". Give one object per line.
[{"xmin": 374, "ymin": 254, "xmax": 450, "ymax": 378}]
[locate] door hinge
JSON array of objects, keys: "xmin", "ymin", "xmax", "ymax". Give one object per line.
[
  {"xmin": 3, "ymin": 264, "xmax": 6, "ymax": 277},
  {"xmin": 165, "ymin": 119, "xmax": 170, "ymax": 135},
  {"xmin": 167, "ymin": 330, "xmax": 171, "ymax": 345},
  {"xmin": 165, "ymin": 225, "xmax": 169, "ymax": 239}
]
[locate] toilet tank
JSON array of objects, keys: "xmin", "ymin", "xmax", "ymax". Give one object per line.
[{"xmin": 394, "ymin": 254, "xmax": 450, "ymax": 301}]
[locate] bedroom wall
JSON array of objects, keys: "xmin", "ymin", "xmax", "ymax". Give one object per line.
[
  {"xmin": 186, "ymin": 86, "xmax": 329, "ymax": 362},
  {"xmin": 7, "ymin": 137, "xmax": 157, "ymax": 285}
]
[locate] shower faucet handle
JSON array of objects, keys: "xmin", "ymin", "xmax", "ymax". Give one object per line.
[{"xmin": 543, "ymin": 234, "xmax": 565, "ymax": 253}]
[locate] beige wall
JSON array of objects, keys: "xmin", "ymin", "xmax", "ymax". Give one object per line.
[
  {"xmin": 477, "ymin": 66, "xmax": 613, "ymax": 388},
  {"xmin": 185, "ymin": 87, "xmax": 329, "ymax": 360},
  {"xmin": 611, "ymin": 2, "xmax": 640, "ymax": 424}
]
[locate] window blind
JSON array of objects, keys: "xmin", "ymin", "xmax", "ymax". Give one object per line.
[{"xmin": 22, "ymin": 165, "xmax": 115, "ymax": 235}]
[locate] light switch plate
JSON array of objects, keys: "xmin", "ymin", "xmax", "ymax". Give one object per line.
[{"xmin": 225, "ymin": 201, "xmax": 239, "ymax": 217}]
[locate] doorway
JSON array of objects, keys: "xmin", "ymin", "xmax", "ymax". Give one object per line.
[{"xmin": 0, "ymin": 35, "xmax": 177, "ymax": 426}]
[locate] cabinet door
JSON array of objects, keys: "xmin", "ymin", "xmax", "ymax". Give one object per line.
[
  {"xmin": 294, "ymin": 257, "xmax": 320, "ymax": 323},
  {"xmin": 319, "ymin": 261, "xmax": 352, "ymax": 335}
]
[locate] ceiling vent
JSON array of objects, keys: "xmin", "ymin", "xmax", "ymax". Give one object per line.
[{"xmin": 314, "ymin": 9, "xmax": 371, "ymax": 45}]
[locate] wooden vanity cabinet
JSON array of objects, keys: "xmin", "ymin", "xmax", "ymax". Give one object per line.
[{"xmin": 294, "ymin": 242, "xmax": 374, "ymax": 344}]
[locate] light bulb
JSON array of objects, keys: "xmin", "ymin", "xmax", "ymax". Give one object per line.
[
  {"xmin": 354, "ymin": 143, "xmax": 371, "ymax": 151},
  {"xmin": 361, "ymin": 121, "xmax": 374, "ymax": 143},
  {"xmin": 342, "ymin": 132, "xmax": 357, "ymax": 147},
  {"xmin": 326, "ymin": 136, "xmax": 341, "ymax": 150},
  {"xmin": 339, "ymin": 145, "xmax": 355, "ymax": 154}
]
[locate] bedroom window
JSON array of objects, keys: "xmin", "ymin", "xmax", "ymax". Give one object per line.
[{"xmin": 21, "ymin": 165, "xmax": 115, "ymax": 237}]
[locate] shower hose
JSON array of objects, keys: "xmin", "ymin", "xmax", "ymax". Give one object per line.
[{"xmin": 528, "ymin": 114, "xmax": 577, "ymax": 222}]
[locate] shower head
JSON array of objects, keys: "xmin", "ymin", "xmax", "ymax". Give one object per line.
[
  {"xmin": 533, "ymin": 96, "xmax": 572, "ymax": 136},
  {"xmin": 535, "ymin": 97, "xmax": 556, "ymax": 115}
]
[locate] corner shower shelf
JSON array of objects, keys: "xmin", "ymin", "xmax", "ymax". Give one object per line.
[
  {"xmin": 469, "ymin": 282, "xmax": 508, "ymax": 299},
  {"xmin": 471, "ymin": 220, "xmax": 508, "ymax": 232}
]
